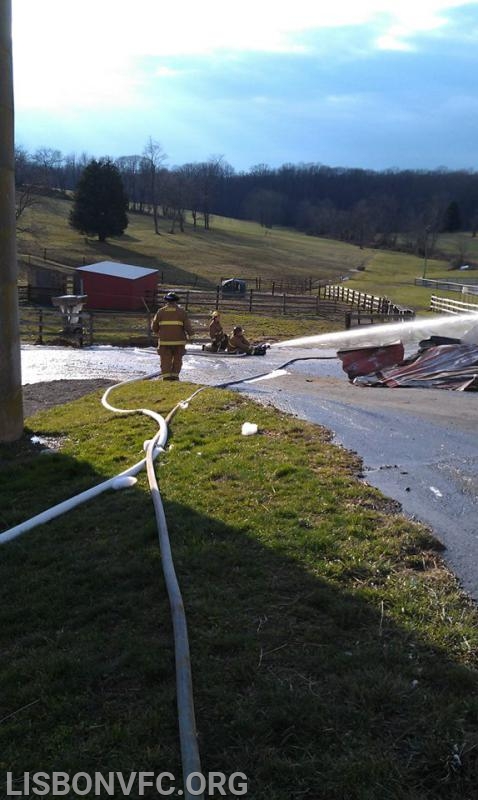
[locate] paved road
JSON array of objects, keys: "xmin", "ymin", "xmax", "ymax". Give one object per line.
[{"xmin": 21, "ymin": 343, "xmax": 478, "ymax": 600}]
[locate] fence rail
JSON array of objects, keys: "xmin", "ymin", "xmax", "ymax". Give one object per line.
[
  {"xmin": 170, "ymin": 288, "xmax": 345, "ymax": 318},
  {"xmin": 415, "ymin": 277, "xmax": 478, "ymax": 293},
  {"xmin": 345, "ymin": 310, "xmax": 416, "ymax": 328},
  {"xmin": 19, "ymin": 300, "xmax": 344, "ymax": 349},
  {"xmin": 322, "ymin": 284, "xmax": 414, "ymax": 317},
  {"xmin": 20, "ymin": 284, "xmax": 348, "ymax": 320},
  {"xmin": 430, "ymin": 295, "xmax": 478, "ymax": 315}
]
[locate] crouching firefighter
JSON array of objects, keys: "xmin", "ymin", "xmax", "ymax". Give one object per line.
[
  {"xmin": 205, "ymin": 310, "xmax": 228, "ymax": 352},
  {"xmin": 151, "ymin": 291, "xmax": 194, "ymax": 380},
  {"xmin": 227, "ymin": 326, "xmax": 269, "ymax": 355}
]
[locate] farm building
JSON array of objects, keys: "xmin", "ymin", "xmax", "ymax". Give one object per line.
[{"xmin": 76, "ymin": 261, "xmax": 159, "ymax": 310}]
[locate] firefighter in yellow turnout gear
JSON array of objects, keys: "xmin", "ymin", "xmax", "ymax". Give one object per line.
[{"xmin": 151, "ymin": 292, "xmax": 194, "ymax": 380}]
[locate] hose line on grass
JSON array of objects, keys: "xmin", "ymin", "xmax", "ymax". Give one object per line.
[
  {"xmin": 0, "ymin": 357, "xmax": 334, "ymax": 543},
  {"xmin": 144, "ymin": 387, "xmax": 207, "ymax": 800},
  {"xmin": 1, "ymin": 352, "xmax": 338, "ymax": 796}
]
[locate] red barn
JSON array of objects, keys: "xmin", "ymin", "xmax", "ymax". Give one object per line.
[{"xmin": 76, "ymin": 261, "xmax": 159, "ymax": 310}]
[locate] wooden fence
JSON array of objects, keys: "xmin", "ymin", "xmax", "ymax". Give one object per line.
[
  {"xmin": 321, "ymin": 284, "xmax": 414, "ymax": 317},
  {"xmin": 158, "ymin": 287, "xmax": 344, "ymax": 319},
  {"xmin": 20, "ymin": 284, "xmax": 347, "ymax": 320},
  {"xmin": 19, "ymin": 307, "xmax": 155, "ymax": 348},
  {"xmin": 430, "ymin": 295, "xmax": 478, "ymax": 315},
  {"xmin": 345, "ymin": 310, "xmax": 416, "ymax": 328},
  {"xmin": 19, "ymin": 300, "xmax": 344, "ymax": 348}
]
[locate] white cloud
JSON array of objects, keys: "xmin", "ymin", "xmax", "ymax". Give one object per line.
[
  {"xmin": 13, "ymin": 0, "xmax": 470, "ymax": 57},
  {"xmin": 11, "ymin": 0, "xmax": 473, "ymax": 111}
]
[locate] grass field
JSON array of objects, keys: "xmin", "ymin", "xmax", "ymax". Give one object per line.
[
  {"xmin": 18, "ymin": 195, "xmax": 366, "ymax": 288},
  {"xmin": 1, "ymin": 381, "xmax": 478, "ymax": 799},
  {"xmin": 18, "ymin": 194, "xmax": 478, "ymax": 316}
]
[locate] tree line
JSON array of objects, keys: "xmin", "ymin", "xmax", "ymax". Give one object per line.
[{"xmin": 15, "ymin": 139, "xmax": 478, "ymax": 260}]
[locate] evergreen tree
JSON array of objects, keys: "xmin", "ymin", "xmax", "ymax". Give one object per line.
[
  {"xmin": 442, "ymin": 200, "xmax": 461, "ymax": 232},
  {"xmin": 69, "ymin": 159, "xmax": 128, "ymax": 241}
]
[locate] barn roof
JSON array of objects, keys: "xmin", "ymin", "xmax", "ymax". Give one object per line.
[{"xmin": 77, "ymin": 261, "xmax": 158, "ymax": 280}]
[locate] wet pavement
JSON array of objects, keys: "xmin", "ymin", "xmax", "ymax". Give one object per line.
[{"xmin": 21, "ymin": 342, "xmax": 478, "ymax": 600}]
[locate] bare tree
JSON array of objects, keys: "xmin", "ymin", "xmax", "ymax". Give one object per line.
[
  {"xmin": 193, "ymin": 155, "xmax": 231, "ymax": 230},
  {"xmin": 0, "ymin": 0, "xmax": 23, "ymax": 441},
  {"xmin": 15, "ymin": 185, "xmax": 38, "ymax": 224},
  {"xmin": 141, "ymin": 137, "xmax": 167, "ymax": 234},
  {"xmin": 116, "ymin": 154, "xmax": 143, "ymax": 212},
  {"xmin": 33, "ymin": 146, "xmax": 63, "ymax": 188}
]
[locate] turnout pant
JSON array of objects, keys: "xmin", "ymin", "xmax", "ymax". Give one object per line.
[{"xmin": 159, "ymin": 345, "xmax": 186, "ymax": 379}]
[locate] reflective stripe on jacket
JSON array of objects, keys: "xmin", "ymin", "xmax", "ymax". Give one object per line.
[{"xmin": 152, "ymin": 304, "xmax": 193, "ymax": 346}]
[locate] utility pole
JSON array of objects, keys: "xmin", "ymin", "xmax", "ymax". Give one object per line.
[{"xmin": 0, "ymin": 0, "xmax": 24, "ymax": 441}]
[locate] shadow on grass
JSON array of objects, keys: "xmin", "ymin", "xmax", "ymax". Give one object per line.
[{"xmin": 0, "ymin": 459, "xmax": 477, "ymax": 800}]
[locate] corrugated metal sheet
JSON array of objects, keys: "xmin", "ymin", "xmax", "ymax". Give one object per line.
[
  {"xmin": 77, "ymin": 261, "xmax": 158, "ymax": 280},
  {"xmin": 353, "ymin": 343, "xmax": 478, "ymax": 391}
]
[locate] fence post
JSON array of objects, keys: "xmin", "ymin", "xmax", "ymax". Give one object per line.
[
  {"xmin": 215, "ymin": 286, "xmax": 219, "ymax": 310},
  {"xmin": 89, "ymin": 313, "xmax": 94, "ymax": 345},
  {"xmin": 37, "ymin": 309, "xmax": 43, "ymax": 344},
  {"xmin": 185, "ymin": 291, "xmax": 190, "ymax": 310},
  {"xmin": 249, "ymin": 289, "xmax": 253, "ymax": 312},
  {"xmin": 282, "ymin": 293, "xmax": 286, "ymax": 314},
  {"xmin": 271, "ymin": 281, "xmax": 275, "ymax": 296}
]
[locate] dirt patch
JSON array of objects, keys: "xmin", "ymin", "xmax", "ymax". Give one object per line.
[{"xmin": 22, "ymin": 380, "xmax": 113, "ymax": 418}]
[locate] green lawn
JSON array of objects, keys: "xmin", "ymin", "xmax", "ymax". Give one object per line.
[{"xmin": 1, "ymin": 380, "xmax": 477, "ymax": 799}]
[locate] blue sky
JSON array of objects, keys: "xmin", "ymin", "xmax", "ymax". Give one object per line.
[{"xmin": 11, "ymin": 0, "xmax": 478, "ymax": 172}]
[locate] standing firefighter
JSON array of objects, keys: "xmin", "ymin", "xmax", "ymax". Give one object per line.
[{"xmin": 151, "ymin": 291, "xmax": 193, "ymax": 380}]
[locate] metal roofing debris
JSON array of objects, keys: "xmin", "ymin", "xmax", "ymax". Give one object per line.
[
  {"xmin": 337, "ymin": 342, "xmax": 404, "ymax": 380},
  {"xmin": 339, "ymin": 338, "xmax": 478, "ymax": 391}
]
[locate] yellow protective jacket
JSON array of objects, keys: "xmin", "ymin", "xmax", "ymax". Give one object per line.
[
  {"xmin": 151, "ymin": 303, "xmax": 193, "ymax": 347},
  {"xmin": 209, "ymin": 317, "xmax": 224, "ymax": 343},
  {"xmin": 227, "ymin": 332, "xmax": 251, "ymax": 354}
]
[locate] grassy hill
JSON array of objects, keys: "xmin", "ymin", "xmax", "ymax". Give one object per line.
[
  {"xmin": 17, "ymin": 194, "xmax": 363, "ymax": 288},
  {"xmin": 17, "ymin": 193, "xmax": 478, "ymax": 312}
]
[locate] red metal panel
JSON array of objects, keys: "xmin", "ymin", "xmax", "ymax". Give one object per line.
[{"xmin": 337, "ymin": 342, "xmax": 405, "ymax": 380}]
